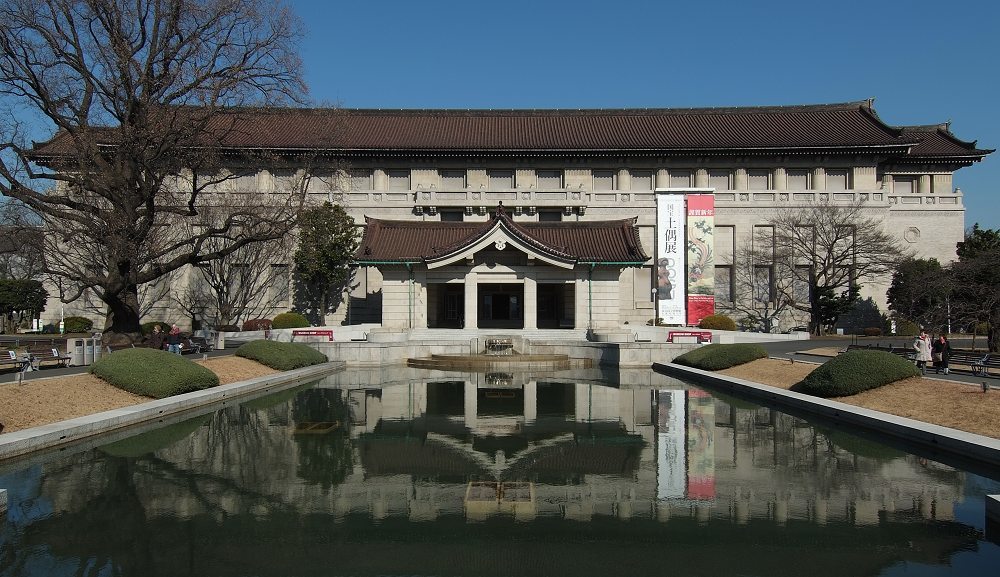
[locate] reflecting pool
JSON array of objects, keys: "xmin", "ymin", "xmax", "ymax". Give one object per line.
[{"xmin": 1, "ymin": 367, "xmax": 999, "ymax": 577}]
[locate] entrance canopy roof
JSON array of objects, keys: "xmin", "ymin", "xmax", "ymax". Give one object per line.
[{"xmin": 356, "ymin": 204, "xmax": 649, "ymax": 268}]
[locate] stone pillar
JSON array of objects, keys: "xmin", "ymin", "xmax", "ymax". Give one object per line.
[
  {"xmin": 734, "ymin": 168, "xmax": 748, "ymax": 190},
  {"xmin": 694, "ymin": 168, "xmax": 709, "ymax": 188},
  {"xmin": 575, "ymin": 268, "xmax": 589, "ymax": 330},
  {"xmin": 655, "ymin": 168, "xmax": 669, "ymax": 189},
  {"xmin": 373, "ymin": 168, "xmax": 388, "ymax": 191},
  {"xmin": 812, "ymin": 167, "xmax": 825, "ymax": 191},
  {"xmin": 773, "ymin": 167, "xmax": 787, "ymax": 191},
  {"xmin": 464, "ymin": 271, "xmax": 478, "ymax": 329},
  {"xmin": 919, "ymin": 174, "xmax": 932, "ymax": 194},
  {"xmin": 617, "ymin": 168, "xmax": 631, "ymax": 191},
  {"xmin": 523, "ymin": 381, "xmax": 537, "ymax": 422},
  {"xmin": 464, "ymin": 381, "xmax": 478, "ymax": 429},
  {"xmin": 523, "ymin": 273, "xmax": 537, "ymax": 330}
]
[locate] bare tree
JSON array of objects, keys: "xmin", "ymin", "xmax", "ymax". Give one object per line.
[
  {"xmin": 765, "ymin": 200, "xmax": 909, "ymax": 335},
  {"xmin": 0, "ymin": 200, "xmax": 44, "ymax": 280},
  {"xmin": 721, "ymin": 229, "xmax": 802, "ymax": 332},
  {"xmin": 0, "ymin": 0, "xmax": 308, "ymax": 341}
]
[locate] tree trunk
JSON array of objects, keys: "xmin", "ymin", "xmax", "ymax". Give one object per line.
[{"xmin": 103, "ymin": 285, "xmax": 143, "ymax": 342}]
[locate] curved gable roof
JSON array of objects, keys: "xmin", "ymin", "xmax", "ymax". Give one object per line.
[{"xmin": 357, "ymin": 205, "xmax": 648, "ymax": 266}]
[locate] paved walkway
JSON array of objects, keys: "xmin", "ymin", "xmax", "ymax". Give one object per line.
[{"xmin": 0, "ymin": 346, "xmax": 238, "ymax": 384}]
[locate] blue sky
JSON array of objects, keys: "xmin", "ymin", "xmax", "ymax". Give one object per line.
[{"xmin": 291, "ymin": 0, "xmax": 999, "ymax": 229}]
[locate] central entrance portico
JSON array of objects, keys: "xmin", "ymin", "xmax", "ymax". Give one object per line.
[{"xmin": 356, "ymin": 204, "xmax": 648, "ymax": 336}]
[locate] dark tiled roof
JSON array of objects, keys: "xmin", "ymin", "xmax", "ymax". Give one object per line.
[
  {"xmin": 31, "ymin": 101, "xmax": 991, "ymax": 161},
  {"xmin": 897, "ymin": 124, "xmax": 994, "ymax": 158},
  {"xmin": 356, "ymin": 205, "xmax": 649, "ymax": 265}
]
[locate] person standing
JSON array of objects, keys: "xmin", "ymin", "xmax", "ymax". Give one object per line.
[
  {"xmin": 932, "ymin": 334, "xmax": 952, "ymax": 375},
  {"xmin": 166, "ymin": 324, "xmax": 183, "ymax": 355},
  {"xmin": 147, "ymin": 324, "xmax": 166, "ymax": 351},
  {"xmin": 913, "ymin": 331, "xmax": 932, "ymax": 375}
]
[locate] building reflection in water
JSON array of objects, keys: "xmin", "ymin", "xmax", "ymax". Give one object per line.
[{"xmin": 0, "ymin": 367, "xmax": 992, "ymax": 577}]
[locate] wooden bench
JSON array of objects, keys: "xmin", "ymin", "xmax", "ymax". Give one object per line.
[
  {"xmin": 291, "ymin": 329, "xmax": 334, "ymax": 342},
  {"xmin": 947, "ymin": 350, "xmax": 1000, "ymax": 376},
  {"xmin": 0, "ymin": 350, "xmax": 30, "ymax": 372},
  {"xmin": 27, "ymin": 346, "xmax": 72, "ymax": 369}
]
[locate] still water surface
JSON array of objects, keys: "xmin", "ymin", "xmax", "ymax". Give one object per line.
[{"xmin": 1, "ymin": 367, "xmax": 999, "ymax": 577}]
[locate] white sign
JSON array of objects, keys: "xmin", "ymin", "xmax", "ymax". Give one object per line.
[{"xmin": 655, "ymin": 192, "xmax": 686, "ymax": 325}]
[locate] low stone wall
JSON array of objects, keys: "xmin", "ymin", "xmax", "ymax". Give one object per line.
[
  {"xmin": 313, "ymin": 339, "xmax": 695, "ymax": 368},
  {"xmin": 656, "ymin": 362, "xmax": 1000, "ymax": 469}
]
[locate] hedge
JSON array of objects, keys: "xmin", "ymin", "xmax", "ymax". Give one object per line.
[
  {"xmin": 235, "ymin": 339, "xmax": 327, "ymax": 371},
  {"xmin": 791, "ymin": 350, "xmax": 919, "ymax": 398},
  {"xmin": 272, "ymin": 312, "xmax": 310, "ymax": 329},
  {"xmin": 63, "ymin": 315, "xmax": 93, "ymax": 333},
  {"xmin": 698, "ymin": 314, "xmax": 737, "ymax": 331},
  {"xmin": 242, "ymin": 318, "xmax": 272, "ymax": 331},
  {"xmin": 672, "ymin": 343, "xmax": 768, "ymax": 371},
  {"xmin": 90, "ymin": 348, "xmax": 219, "ymax": 399}
]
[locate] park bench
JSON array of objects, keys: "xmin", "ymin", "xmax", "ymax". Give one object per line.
[
  {"xmin": 946, "ymin": 350, "xmax": 1000, "ymax": 377},
  {"xmin": 188, "ymin": 336, "xmax": 213, "ymax": 352},
  {"xmin": 0, "ymin": 350, "xmax": 30, "ymax": 372},
  {"xmin": 26, "ymin": 346, "xmax": 72, "ymax": 369}
]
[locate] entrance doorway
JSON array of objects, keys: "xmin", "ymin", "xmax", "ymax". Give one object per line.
[
  {"xmin": 478, "ymin": 283, "xmax": 523, "ymax": 329},
  {"xmin": 427, "ymin": 284, "xmax": 464, "ymax": 328},
  {"xmin": 537, "ymin": 283, "xmax": 575, "ymax": 329}
]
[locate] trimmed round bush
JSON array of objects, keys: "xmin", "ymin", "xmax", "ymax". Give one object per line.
[
  {"xmin": 242, "ymin": 318, "xmax": 272, "ymax": 331},
  {"xmin": 673, "ymin": 343, "xmax": 768, "ymax": 370},
  {"xmin": 791, "ymin": 350, "xmax": 919, "ymax": 398},
  {"xmin": 272, "ymin": 312, "xmax": 310, "ymax": 329},
  {"xmin": 90, "ymin": 348, "xmax": 219, "ymax": 399},
  {"xmin": 63, "ymin": 315, "xmax": 93, "ymax": 333},
  {"xmin": 699, "ymin": 314, "xmax": 737, "ymax": 331},
  {"xmin": 236, "ymin": 340, "xmax": 327, "ymax": 371}
]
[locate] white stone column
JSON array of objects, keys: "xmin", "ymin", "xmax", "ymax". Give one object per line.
[
  {"xmin": 464, "ymin": 381, "xmax": 478, "ymax": 429},
  {"xmin": 464, "ymin": 271, "xmax": 478, "ymax": 329},
  {"xmin": 812, "ymin": 167, "xmax": 825, "ymax": 191},
  {"xmin": 617, "ymin": 168, "xmax": 631, "ymax": 192},
  {"xmin": 655, "ymin": 168, "xmax": 669, "ymax": 189},
  {"xmin": 734, "ymin": 168, "xmax": 748, "ymax": 190},
  {"xmin": 523, "ymin": 381, "xmax": 537, "ymax": 422},
  {"xmin": 694, "ymin": 168, "xmax": 709, "ymax": 188},
  {"xmin": 523, "ymin": 273, "xmax": 537, "ymax": 330},
  {"xmin": 919, "ymin": 174, "xmax": 932, "ymax": 194},
  {"xmin": 373, "ymin": 169, "xmax": 388, "ymax": 191},
  {"xmin": 773, "ymin": 167, "xmax": 787, "ymax": 191}
]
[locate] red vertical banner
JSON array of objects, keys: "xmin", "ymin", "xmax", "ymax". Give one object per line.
[
  {"xmin": 686, "ymin": 194, "xmax": 715, "ymax": 325},
  {"xmin": 686, "ymin": 388, "xmax": 715, "ymax": 500}
]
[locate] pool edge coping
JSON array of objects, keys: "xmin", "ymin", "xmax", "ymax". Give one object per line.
[
  {"xmin": 0, "ymin": 361, "xmax": 345, "ymax": 462},
  {"xmin": 654, "ymin": 362, "xmax": 1000, "ymax": 468}
]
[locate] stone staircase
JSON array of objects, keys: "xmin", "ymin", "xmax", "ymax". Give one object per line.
[{"xmin": 405, "ymin": 328, "xmax": 589, "ymax": 342}]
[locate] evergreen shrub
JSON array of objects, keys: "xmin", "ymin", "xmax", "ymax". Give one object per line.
[
  {"xmin": 90, "ymin": 348, "xmax": 219, "ymax": 398},
  {"xmin": 272, "ymin": 312, "xmax": 310, "ymax": 329},
  {"xmin": 63, "ymin": 315, "xmax": 93, "ymax": 333},
  {"xmin": 235, "ymin": 340, "xmax": 327, "ymax": 371},
  {"xmin": 698, "ymin": 314, "xmax": 737, "ymax": 331},
  {"xmin": 216, "ymin": 324, "xmax": 240, "ymax": 332},
  {"xmin": 673, "ymin": 343, "xmax": 768, "ymax": 370},
  {"xmin": 894, "ymin": 319, "xmax": 920, "ymax": 336},
  {"xmin": 242, "ymin": 318, "xmax": 272, "ymax": 331},
  {"xmin": 791, "ymin": 350, "xmax": 919, "ymax": 398}
]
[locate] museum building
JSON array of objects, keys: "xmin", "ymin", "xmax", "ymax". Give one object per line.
[{"xmin": 34, "ymin": 100, "xmax": 993, "ymax": 335}]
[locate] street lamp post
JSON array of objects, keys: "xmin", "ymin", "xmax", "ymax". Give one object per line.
[{"xmin": 651, "ymin": 288, "xmax": 658, "ymax": 326}]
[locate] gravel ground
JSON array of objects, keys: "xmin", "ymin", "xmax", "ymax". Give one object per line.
[
  {"xmin": 0, "ymin": 356, "xmax": 278, "ymax": 433},
  {"xmin": 719, "ymin": 358, "xmax": 1000, "ymax": 439}
]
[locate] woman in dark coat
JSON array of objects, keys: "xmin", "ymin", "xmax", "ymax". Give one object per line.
[
  {"xmin": 931, "ymin": 335, "xmax": 951, "ymax": 375},
  {"xmin": 147, "ymin": 324, "xmax": 166, "ymax": 350}
]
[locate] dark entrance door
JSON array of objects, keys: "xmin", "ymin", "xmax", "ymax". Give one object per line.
[{"xmin": 477, "ymin": 283, "xmax": 524, "ymax": 329}]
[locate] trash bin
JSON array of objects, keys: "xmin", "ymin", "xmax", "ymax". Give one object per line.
[
  {"xmin": 83, "ymin": 338, "xmax": 95, "ymax": 365},
  {"xmin": 68, "ymin": 338, "xmax": 86, "ymax": 366},
  {"xmin": 92, "ymin": 337, "xmax": 102, "ymax": 363}
]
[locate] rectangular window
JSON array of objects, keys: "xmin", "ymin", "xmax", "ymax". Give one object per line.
[
  {"xmin": 826, "ymin": 169, "xmax": 849, "ymax": 191},
  {"xmin": 536, "ymin": 169, "xmax": 563, "ymax": 189},
  {"xmin": 753, "ymin": 265, "xmax": 774, "ymax": 303},
  {"xmin": 538, "ymin": 210, "xmax": 562, "ymax": 222},
  {"xmin": 488, "ymin": 169, "xmax": 515, "ymax": 189},
  {"xmin": 440, "ymin": 210, "xmax": 464, "ymax": 222},
  {"xmin": 793, "ymin": 265, "xmax": 812, "ymax": 304},
  {"xmin": 714, "ymin": 265, "xmax": 733, "ymax": 303},
  {"xmin": 709, "ymin": 169, "xmax": 731, "ymax": 191},
  {"xmin": 669, "ymin": 170, "xmax": 693, "ymax": 188},
  {"xmin": 630, "ymin": 170, "xmax": 653, "ymax": 191},
  {"xmin": 440, "ymin": 170, "xmax": 466, "ymax": 190},
  {"xmin": 786, "ymin": 169, "xmax": 811, "ymax": 190},
  {"xmin": 593, "ymin": 170, "xmax": 616, "ymax": 190},
  {"xmin": 307, "ymin": 169, "xmax": 338, "ymax": 194},
  {"xmin": 747, "ymin": 169, "xmax": 771, "ymax": 191},
  {"xmin": 351, "ymin": 170, "xmax": 373, "ymax": 191},
  {"xmin": 271, "ymin": 264, "xmax": 290, "ymax": 306},
  {"xmin": 893, "ymin": 176, "xmax": 914, "ymax": 194},
  {"xmin": 387, "ymin": 170, "xmax": 410, "ymax": 192},
  {"xmin": 269, "ymin": 169, "xmax": 297, "ymax": 193}
]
